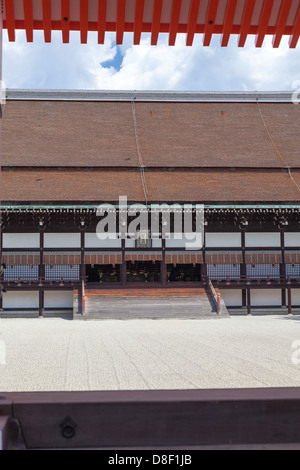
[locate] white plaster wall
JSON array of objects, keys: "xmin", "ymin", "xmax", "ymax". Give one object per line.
[
  {"xmin": 205, "ymin": 233, "xmax": 241, "ymax": 248},
  {"xmin": 3, "ymin": 233, "xmax": 40, "ymax": 248},
  {"xmin": 291, "ymin": 290, "xmax": 300, "ymax": 306},
  {"xmin": 245, "ymin": 233, "xmax": 280, "ymax": 247},
  {"xmin": 165, "ymin": 233, "xmax": 203, "ymax": 249},
  {"xmin": 251, "ymin": 289, "xmax": 281, "ymax": 306},
  {"xmin": 44, "ymin": 233, "xmax": 81, "ymax": 248},
  {"xmin": 152, "ymin": 239, "xmax": 162, "ymax": 248},
  {"xmin": 44, "ymin": 291, "xmax": 73, "ymax": 308},
  {"xmin": 284, "ymin": 233, "xmax": 300, "ymax": 247},
  {"xmin": 125, "ymin": 238, "xmax": 135, "ymax": 248},
  {"xmin": 219, "ymin": 289, "xmax": 242, "ymax": 307},
  {"xmin": 3, "ymin": 291, "xmax": 39, "ymax": 309},
  {"xmin": 85, "ymin": 233, "xmax": 121, "ymax": 248}
]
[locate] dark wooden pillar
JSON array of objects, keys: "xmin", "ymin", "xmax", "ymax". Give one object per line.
[
  {"xmin": 287, "ymin": 287, "xmax": 292, "ymax": 315},
  {"xmin": 121, "ymin": 239, "xmax": 126, "ymax": 285},
  {"xmin": 280, "ymin": 229, "xmax": 286, "ymax": 307},
  {"xmin": 241, "ymin": 229, "xmax": 247, "ymax": 308},
  {"xmin": 201, "ymin": 231, "xmax": 207, "ymax": 285},
  {"xmin": 247, "ymin": 288, "xmax": 251, "ymax": 315},
  {"xmin": 161, "ymin": 239, "xmax": 167, "ymax": 284},
  {"xmin": 39, "ymin": 232, "xmax": 44, "ymax": 317},
  {"xmin": 80, "ymin": 232, "xmax": 85, "ymax": 282},
  {"xmin": 0, "ymin": 226, "xmax": 2, "ymax": 310}
]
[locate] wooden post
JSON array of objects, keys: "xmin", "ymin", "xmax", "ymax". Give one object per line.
[
  {"xmin": 287, "ymin": 287, "xmax": 292, "ymax": 315},
  {"xmin": 247, "ymin": 288, "xmax": 251, "ymax": 315},
  {"xmin": 241, "ymin": 229, "xmax": 247, "ymax": 307},
  {"xmin": 161, "ymin": 239, "xmax": 167, "ymax": 284},
  {"xmin": 280, "ymin": 229, "xmax": 286, "ymax": 307},
  {"xmin": 0, "ymin": 10, "xmax": 2, "ymax": 311},
  {"xmin": 39, "ymin": 232, "xmax": 44, "ymax": 317},
  {"xmin": 80, "ymin": 231, "xmax": 85, "ymax": 283},
  {"xmin": 121, "ymin": 239, "xmax": 126, "ymax": 284}
]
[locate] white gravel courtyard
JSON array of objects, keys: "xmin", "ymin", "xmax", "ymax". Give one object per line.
[{"xmin": 1, "ymin": 314, "xmax": 300, "ymax": 392}]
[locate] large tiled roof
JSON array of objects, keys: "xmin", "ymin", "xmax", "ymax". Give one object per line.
[{"xmin": 2, "ymin": 90, "xmax": 300, "ymax": 205}]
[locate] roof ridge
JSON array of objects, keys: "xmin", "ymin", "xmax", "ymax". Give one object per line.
[{"xmin": 5, "ymin": 89, "xmax": 295, "ymax": 103}]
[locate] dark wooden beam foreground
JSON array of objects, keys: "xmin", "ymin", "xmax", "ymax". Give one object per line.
[{"xmin": 1, "ymin": 388, "xmax": 300, "ymax": 450}]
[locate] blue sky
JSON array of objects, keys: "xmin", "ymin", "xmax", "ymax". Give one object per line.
[{"xmin": 2, "ymin": 29, "xmax": 300, "ymax": 92}]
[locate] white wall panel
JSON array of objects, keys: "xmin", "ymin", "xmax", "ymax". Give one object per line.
[
  {"xmin": 245, "ymin": 233, "xmax": 280, "ymax": 247},
  {"xmin": 165, "ymin": 233, "xmax": 203, "ymax": 249},
  {"xmin": 205, "ymin": 233, "xmax": 241, "ymax": 248},
  {"xmin": 291, "ymin": 290, "xmax": 300, "ymax": 306},
  {"xmin": 44, "ymin": 233, "xmax": 81, "ymax": 248},
  {"xmin": 284, "ymin": 233, "xmax": 300, "ymax": 247},
  {"xmin": 3, "ymin": 233, "xmax": 40, "ymax": 248},
  {"xmin": 85, "ymin": 233, "xmax": 121, "ymax": 248},
  {"xmin": 3, "ymin": 291, "xmax": 39, "ymax": 309},
  {"xmin": 44, "ymin": 291, "xmax": 73, "ymax": 308},
  {"xmin": 251, "ymin": 289, "xmax": 281, "ymax": 306},
  {"xmin": 219, "ymin": 289, "xmax": 242, "ymax": 307}
]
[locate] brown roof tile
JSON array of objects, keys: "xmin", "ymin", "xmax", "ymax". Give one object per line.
[
  {"xmin": 3, "ymin": 100, "xmax": 300, "ymax": 169},
  {"xmin": 2, "ymin": 169, "xmax": 299, "ymax": 203}
]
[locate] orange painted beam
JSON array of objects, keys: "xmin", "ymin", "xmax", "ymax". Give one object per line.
[
  {"xmin": 134, "ymin": 0, "xmax": 145, "ymax": 45},
  {"xmin": 186, "ymin": 0, "xmax": 201, "ymax": 46},
  {"xmin": 151, "ymin": 0, "xmax": 163, "ymax": 45},
  {"xmin": 116, "ymin": 0, "xmax": 126, "ymax": 45},
  {"xmin": 169, "ymin": 0, "xmax": 182, "ymax": 46},
  {"xmin": 80, "ymin": 0, "xmax": 89, "ymax": 44},
  {"xmin": 203, "ymin": 0, "xmax": 219, "ymax": 46},
  {"xmin": 42, "ymin": 0, "xmax": 52, "ymax": 43},
  {"xmin": 23, "ymin": 0, "xmax": 34, "ymax": 42},
  {"xmin": 97, "ymin": 0, "xmax": 107, "ymax": 44},
  {"xmin": 221, "ymin": 0, "xmax": 238, "ymax": 47},
  {"xmin": 4, "ymin": 0, "xmax": 15, "ymax": 41},
  {"xmin": 273, "ymin": 0, "xmax": 293, "ymax": 47},
  {"xmin": 61, "ymin": 0, "xmax": 70, "ymax": 43},
  {"xmin": 255, "ymin": 0, "xmax": 274, "ymax": 47},
  {"xmin": 289, "ymin": 2, "xmax": 300, "ymax": 48},
  {"xmin": 238, "ymin": 0, "xmax": 256, "ymax": 47}
]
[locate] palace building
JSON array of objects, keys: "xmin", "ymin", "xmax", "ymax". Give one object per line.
[{"xmin": 0, "ymin": 89, "xmax": 299, "ymax": 317}]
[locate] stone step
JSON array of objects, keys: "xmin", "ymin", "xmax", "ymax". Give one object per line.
[{"xmin": 74, "ymin": 287, "xmax": 229, "ymax": 320}]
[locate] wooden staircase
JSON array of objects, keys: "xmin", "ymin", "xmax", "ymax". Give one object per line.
[{"xmin": 73, "ymin": 287, "xmax": 229, "ymax": 320}]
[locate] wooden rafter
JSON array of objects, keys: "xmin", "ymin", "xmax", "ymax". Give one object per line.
[
  {"xmin": 4, "ymin": 0, "xmax": 16, "ymax": 41},
  {"xmin": 169, "ymin": 0, "xmax": 182, "ymax": 46},
  {"xmin": 42, "ymin": 0, "xmax": 52, "ymax": 43},
  {"xmin": 61, "ymin": 0, "xmax": 70, "ymax": 43},
  {"xmin": 203, "ymin": 0, "xmax": 219, "ymax": 46},
  {"xmin": 80, "ymin": 0, "xmax": 89, "ymax": 44},
  {"xmin": 116, "ymin": 0, "xmax": 126, "ymax": 45},
  {"xmin": 151, "ymin": 0, "xmax": 163, "ymax": 45},
  {"xmin": 238, "ymin": 0, "xmax": 256, "ymax": 47},
  {"xmin": 255, "ymin": 0, "xmax": 274, "ymax": 47},
  {"xmin": 186, "ymin": 0, "xmax": 201, "ymax": 46},
  {"xmin": 221, "ymin": 0, "xmax": 238, "ymax": 47},
  {"xmin": 97, "ymin": 0, "xmax": 107, "ymax": 44},
  {"xmin": 272, "ymin": 0, "xmax": 293, "ymax": 47},
  {"xmin": 289, "ymin": 2, "xmax": 300, "ymax": 48},
  {"xmin": 23, "ymin": 0, "xmax": 34, "ymax": 42},
  {"xmin": 134, "ymin": 0, "xmax": 145, "ymax": 45}
]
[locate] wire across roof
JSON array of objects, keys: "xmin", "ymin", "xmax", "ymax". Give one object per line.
[{"xmin": 3, "ymin": 0, "xmax": 300, "ymax": 48}]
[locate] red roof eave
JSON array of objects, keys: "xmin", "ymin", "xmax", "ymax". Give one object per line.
[{"xmin": 2, "ymin": 0, "xmax": 300, "ymax": 48}]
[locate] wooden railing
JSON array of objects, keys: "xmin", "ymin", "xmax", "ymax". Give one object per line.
[{"xmin": 207, "ymin": 277, "xmax": 221, "ymax": 314}]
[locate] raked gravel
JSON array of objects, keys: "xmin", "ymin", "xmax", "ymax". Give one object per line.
[{"xmin": 1, "ymin": 314, "xmax": 300, "ymax": 392}]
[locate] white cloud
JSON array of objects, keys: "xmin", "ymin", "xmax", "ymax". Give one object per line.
[{"xmin": 2, "ymin": 29, "xmax": 300, "ymax": 92}]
